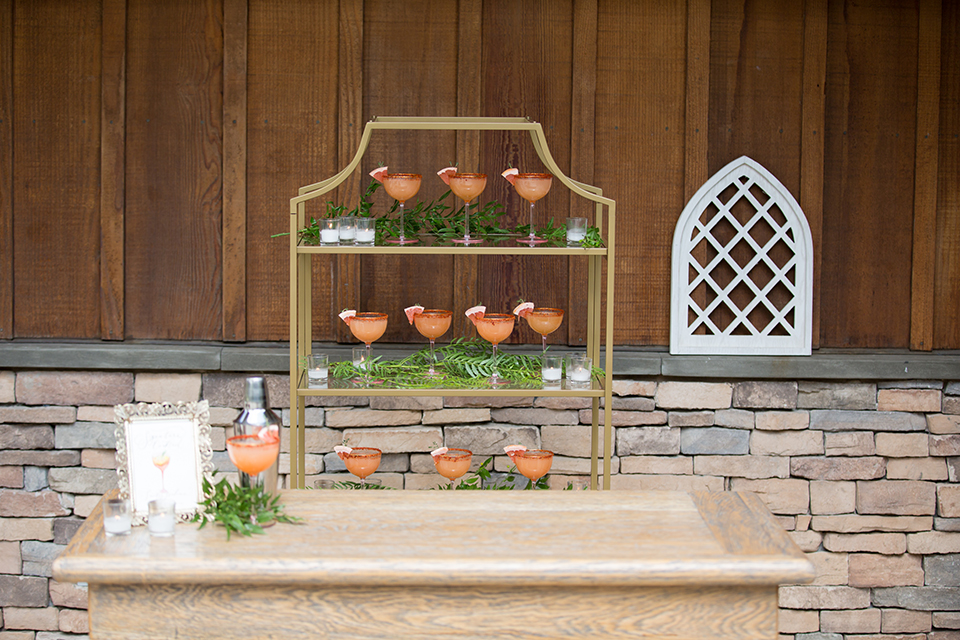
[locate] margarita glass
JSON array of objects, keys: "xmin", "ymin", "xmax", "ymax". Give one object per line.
[
  {"xmin": 381, "ymin": 173, "xmax": 421, "ymax": 245},
  {"xmin": 449, "ymin": 173, "xmax": 487, "ymax": 244},
  {"xmin": 348, "ymin": 312, "xmax": 388, "ymax": 364},
  {"xmin": 511, "ymin": 173, "xmax": 553, "ymax": 244},
  {"xmin": 473, "ymin": 313, "xmax": 515, "ymax": 385},
  {"xmin": 151, "ymin": 453, "xmax": 170, "ymax": 495},
  {"xmin": 432, "ymin": 448, "xmax": 472, "ymax": 486},
  {"xmin": 414, "ymin": 309, "xmax": 452, "ymax": 376},
  {"xmin": 340, "ymin": 447, "xmax": 382, "ymax": 488},
  {"xmin": 525, "ymin": 307, "xmax": 565, "ymax": 353},
  {"xmin": 227, "ymin": 434, "xmax": 281, "ymax": 479},
  {"xmin": 510, "ymin": 448, "xmax": 554, "ymax": 487}
]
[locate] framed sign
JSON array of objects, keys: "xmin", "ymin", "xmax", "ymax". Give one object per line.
[{"xmin": 115, "ymin": 401, "xmax": 214, "ymax": 525}]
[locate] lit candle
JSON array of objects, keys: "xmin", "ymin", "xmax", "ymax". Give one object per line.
[
  {"xmin": 148, "ymin": 498, "xmax": 176, "ymax": 537},
  {"xmin": 356, "ymin": 228, "xmax": 376, "ymax": 244}
]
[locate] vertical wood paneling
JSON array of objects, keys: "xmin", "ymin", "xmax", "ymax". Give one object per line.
[
  {"xmin": 222, "ymin": 0, "xmax": 248, "ymax": 342},
  {"xmin": 800, "ymin": 0, "xmax": 827, "ymax": 350},
  {"xmin": 685, "ymin": 0, "xmax": 710, "ymax": 202},
  {"xmin": 13, "ymin": 0, "xmax": 101, "ymax": 338},
  {"xmin": 596, "ymin": 0, "xmax": 687, "ymax": 344},
  {"xmin": 821, "ymin": 0, "xmax": 917, "ymax": 348},
  {"xmin": 909, "ymin": 0, "xmax": 941, "ymax": 351},
  {"xmin": 567, "ymin": 0, "xmax": 598, "ymax": 347},
  {"xmin": 361, "ymin": 0, "xmax": 457, "ymax": 344},
  {"xmin": 100, "ymin": 0, "xmax": 126, "ymax": 341},
  {"xmin": 338, "ymin": 0, "xmax": 364, "ymax": 343},
  {"xmin": 125, "ymin": 0, "xmax": 223, "ymax": 340},
  {"xmin": 452, "ymin": 0, "xmax": 483, "ymax": 340},
  {"xmin": 0, "ymin": 0, "xmax": 11, "ymax": 339},
  {"xmin": 934, "ymin": 0, "xmax": 960, "ymax": 348},
  {"xmin": 246, "ymin": 0, "xmax": 339, "ymax": 341},
  {"xmin": 479, "ymin": 0, "xmax": 573, "ymax": 345}
]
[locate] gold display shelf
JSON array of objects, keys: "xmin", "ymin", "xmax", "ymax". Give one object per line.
[{"xmin": 289, "ymin": 116, "xmax": 616, "ymax": 490}]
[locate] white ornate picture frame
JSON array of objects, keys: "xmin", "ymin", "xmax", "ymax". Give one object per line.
[{"xmin": 115, "ymin": 401, "xmax": 214, "ymax": 525}]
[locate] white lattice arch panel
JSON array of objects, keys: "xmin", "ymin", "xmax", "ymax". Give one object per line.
[{"xmin": 670, "ymin": 156, "xmax": 813, "ymax": 355}]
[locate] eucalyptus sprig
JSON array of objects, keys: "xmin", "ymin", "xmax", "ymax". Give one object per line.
[{"xmin": 192, "ymin": 474, "xmax": 303, "ymax": 540}]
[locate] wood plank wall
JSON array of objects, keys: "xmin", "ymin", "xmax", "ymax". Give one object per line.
[{"xmin": 0, "ymin": 0, "xmax": 957, "ymax": 350}]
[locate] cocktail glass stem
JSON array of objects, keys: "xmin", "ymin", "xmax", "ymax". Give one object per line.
[
  {"xmin": 429, "ymin": 339, "xmax": 437, "ymax": 375},
  {"xmin": 541, "ymin": 334, "xmax": 548, "ymax": 353},
  {"xmin": 463, "ymin": 200, "xmax": 471, "ymax": 242},
  {"xmin": 160, "ymin": 469, "xmax": 166, "ymax": 494},
  {"xmin": 398, "ymin": 201, "xmax": 406, "ymax": 243},
  {"xmin": 365, "ymin": 343, "xmax": 372, "ymax": 384},
  {"xmin": 491, "ymin": 343, "xmax": 500, "ymax": 382},
  {"xmin": 528, "ymin": 201, "xmax": 536, "ymax": 240}
]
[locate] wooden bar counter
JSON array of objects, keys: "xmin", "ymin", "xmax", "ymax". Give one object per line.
[{"xmin": 54, "ymin": 490, "xmax": 813, "ymax": 640}]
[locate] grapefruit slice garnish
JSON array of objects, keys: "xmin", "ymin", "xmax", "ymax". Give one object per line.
[
  {"xmin": 334, "ymin": 445, "xmax": 353, "ymax": 460},
  {"xmin": 369, "ymin": 166, "xmax": 388, "ymax": 182},
  {"xmin": 512, "ymin": 301, "xmax": 534, "ymax": 318},
  {"xmin": 503, "ymin": 444, "xmax": 527, "ymax": 460},
  {"xmin": 437, "ymin": 166, "xmax": 457, "ymax": 185},
  {"xmin": 501, "ymin": 167, "xmax": 519, "ymax": 185},
  {"xmin": 338, "ymin": 309, "xmax": 356, "ymax": 324},
  {"xmin": 404, "ymin": 305, "xmax": 425, "ymax": 325},
  {"xmin": 257, "ymin": 425, "xmax": 280, "ymax": 443},
  {"xmin": 464, "ymin": 305, "xmax": 486, "ymax": 326},
  {"xmin": 430, "ymin": 446, "xmax": 449, "ymax": 459}
]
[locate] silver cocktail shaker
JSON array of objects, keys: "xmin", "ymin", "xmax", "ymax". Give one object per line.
[{"xmin": 233, "ymin": 376, "xmax": 281, "ymax": 496}]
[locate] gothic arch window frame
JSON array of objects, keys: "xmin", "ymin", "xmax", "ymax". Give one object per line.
[{"xmin": 670, "ymin": 156, "xmax": 814, "ymax": 356}]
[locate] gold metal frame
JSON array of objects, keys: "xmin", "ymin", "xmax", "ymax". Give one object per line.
[{"xmin": 289, "ymin": 117, "xmax": 616, "ymax": 489}]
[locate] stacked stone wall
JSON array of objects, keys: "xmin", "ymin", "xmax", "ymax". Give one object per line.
[{"xmin": 0, "ymin": 370, "xmax": 958, "ymax": 639}]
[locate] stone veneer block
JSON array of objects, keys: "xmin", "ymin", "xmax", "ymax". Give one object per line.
[
  {"xmin": 857, "ymin": 480, "xmax": 936, "ymax": 515},
  {"xmin": 0, "ymin": 574, "xmax": 48, "ymax": 606},
  {"xmin": 798, "ymin": 382, "xmax": 877, "ymax": 410},
  {"xmin": 339, "ymin": 427, "xmax": 441, "ymax": 454},
  {"xmin": 280, "ymin": 408, "xmax": 325, "ymax": 428},
  {"xmin": 540, "ymin": 424, "xmax": 607, "ymax": 458},
  {"xmin": 822, "ymin": 532, "xmax": 907, "ymax": 555},
  {"xmin": 811, "ymin": 410, "xmax": 926, "ymax": 432},
  {"xmin": 47, "ymin": 467, "xmax": 117, "ymax": 495},
  {"xmin": 824, "ymin": 432, "xmax": 876, "ymax": 457},
  {"xmin": 755, "ymin": 411, "xmax": 809, "ymax": 431},
  {"xmin": 881, "ymin": 609, "xmax": 932, "ymax": 633},
  {"xmin": 0, "ymin": 517, "xmax": 54, "ymax": 541},
  {"xmin": 618, "ymin": 455, "xmax": 692, "ymax": 475},
  {"xmin": 54, "ymin": 422, "xmax": 117, "ymax": 450},
  {"xmin": 751, "ymin": 430, "xmax": 824, "ymax": 456},
  {"xmin": 491, "ymin": 408, "xmax": 579, "ymax": 426},
  {"xmin": 790, "ymin": 529, "xmax": 824, "ymax": 552},
  {"xmin": 810, "ymin": 480, "xmax": 857, "ymax": 515},
  {"xmin": 59, "ymin": 608, "xmax": 90, "ymax": 633},
  {"xmin": 0, "ymin": 490, "xmax": 69, "ymax": 517},
  {"xmin": 655, "ymin": 382, "xmax": 732, "ymax": 409},
  {"xmin": 276, "ymin": 453, "xmax": 324, "ymax": 476},
  {"xmin": 0, "ymin": 371, "xmax": 14, "ymax": 402},
  {"xmin": 923, "ymin": 554, "xmax": 960, "ymax": 586},
  {"xmin": 932, "ymin": 612, "xmax": 960, "ymax": 629},
  {"xmin": 939, "ymin": 485, "xmax": 960, "ymax": 518},
  {"xmin": 928, "ymin": 414, "xmax": 960, "ymax": 434},
  {"xmin": 202, "ymin": 373, "xmax": 289, "ymax": 409},
  {"xmin": 325, "ymin": 408, "xmax": 421, "ymax": 428},
  {"xmin": 534, "ymin": 397, "xmax": 592, "ymax": 410},
  {"xmin": 729, "ymin": 477, "xmax": 809, "ymax": 514},
  {"xmin": 944, "ymin": 396, "xmax": 960, "ymax": 414},
  {"xmin": 848, "ymin": 553, "xmax": 923, "ymax": 587},
  {"xmin": 733, "ymin": 381, "xmax": 798, "ymax": 409},
  {"xmin": 76, "ymin": 405, "xmax": 119, "ymax": 422},
  {"xmin": 15, "ymin": 371, "xmax": 133, "ymax": 406},
  {"xmin": 0, "ymin": 406, "xmax": 76, "ymax": 425},
  {"xmin": 878, "ymin": 388, "xmax": 942, "ymax": 412},
  {"xmin": 617, "ymin": 426, "xmax": 680, "ymax": 455},
  {"xmin": 791, "ymin": 457, "xmax": 885, "ymax": 480},
  {"xmin": 820, "ymin": 608, "xmax": 882, "ymax": 634},
  {"xmin": 871, "ymin": 586, "xmax": 960, "ymax": 610},
  {"xmin": 906, "ymin": 531, "xmax": 960, "ymax": 554},
  {"xmin": 807, "ymin": 550, "xmax": 849, "ymax": 585},
  {"xmin": 444, "ymin": 396, "xmax": 533, "ymax": 408},
  {"xmin": 612, "ymin": 380, "xmax": 656, "ymax": 396},
  {"xmin": 779, "ymin": 585, "xmax": 871, "ymax": 609},
  {"xmin": 443, "ymin": 425, "xmax": 539, "ymax": 455},
  {"xmin": 779, "ymin": 609, "xmax": 820, "ymax": 634},
  {"xmin": 667, "ymin": 411, "xmax": 714, "ymax": 427},
  {"xmin": 680, "ymin": 427, "xmax": 749, "ymax": 454},
  {"xmin": 370, "ymin": 396, "xmax": 444, "ymax": 411},
  {"xmin": 930, "ymin": 434, "xmax": 960, "ymax": 456},
  {"xmin": 0, "ymin": 466, "xmax": 22, "ymax": 488},
  {"xmin": 0, "ymin": 539, "xmax": 22, "ymax": 573},
  {"xmin": 693, "ymin": 455, "xmax": 789, "ymax": 479},
  {"xmin": 886, "ymin": 457, "xmax": 948, "ymax": 480},
  {"xmin": 134, "ymin": 373, "xmax": 202, "ymax": 403},
  {"xmin": 420, "ymin": 408, "xmax": 491, "ymax": 425},
  {"xmin": 1, "ymin": 606, "xmax": 60, "ymax": 630},
  {"xmin": 948, "ymin": 381, "xmax": 960, "ymax": 395},
  {"xmin": 609, "ymin": 473, "xmax": 723, "ymax": 492},
  {"xmin": 714, "ymin": 408, "xmax": 755, "ymax": 429},
  {"xmin": 811, "ymin": 515, "xmax": 934, "ymax": 533},
  {"xmin": 875, "ymin": 432, "xmax": 929, "ymax": 457},
  {"xmin": 581, "ymin": 409, "xmax": 667, "ymax": 426},
  {"xmin": 609, "ymin": 397, "xmax": 657, "ymax": 411}
]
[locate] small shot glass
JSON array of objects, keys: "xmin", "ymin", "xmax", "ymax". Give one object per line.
[
  {"xmin": 306, "ymin": 353, "xmax": 329, "ymax": 387},
  {"xmin": 338, "ymin": 216, "xmax": 357, "ymax": 244},
  {"xmin": 103, "ymin": 498, "xmax": 131, "ymax": 536},
  {"xmin": 352, "ymin": 347, "xmax": 368, "ymax": 371},
  {"xmin": 355, "ymin": 218, "xmax": 376, "ymax": 245},
  {"xmin": 565, "ymin": 354, "xmax": 593, "ymax": 389},
  {"xmin": 566, "ymin": 217, "xmax": 587, "ymax": 246},
  {"xmin": 147, "ymin": 498, "xmax": 176, "ymax": 537},
  {"xmin": 320, "ymin": 218, "xmax": 340, "ymax": 245},
  {"xmin": 541, "ymin": 355, "xmax": 563, "ymax": 388}
]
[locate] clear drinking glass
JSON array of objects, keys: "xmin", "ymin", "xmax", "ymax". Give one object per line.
[
  {"xmin": 306, "ymin": 353, "xmax": 328, "ymax": 387},
  {"xmin": 355, "ymin": 218, "xmax": 376, "ymax": 245},
  {"xmin": 147, "ymin": 498, "xmax": 176, "ymax": 537},
  {"xmin": 541, "ymin": 354, "xmax": 563, "ymax": 388},
  {"xmin": 338, "ymin": 216, "xmax": 357, "ymax": 244},
  {"xmin": 565, "ymin": 354, "xmax": 593, "ymax": 389},
  {"xmin": 103, "ymin": 498, "xmax": 131, "ymax": 536},
  {"xmin": 320, "ymin": 218, "xmax": 340, "ymax": 245},
  {"xmin": 566, "ymin": 217, "xmax": 587, "ymax": 245}
]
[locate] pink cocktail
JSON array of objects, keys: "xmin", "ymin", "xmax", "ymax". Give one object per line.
[
  {"xmin": 473, "ymin": 313, "xmax": 515, "ymax": 385},
  {"xmin": 448, "ymin": 173, "xmax": 487, "ymax": 244},
  {"xmin": 347, "ymin": 312, "xmax": 388, "ymax": 364},
  {"xmin": 433, "ymin": 448, "xmax": 473, "ymax": 485},
  {"xmin": 414, "ymin": 309, "xmax": 452, "ymax": 376},
  {"xmin": 227, "ymin": 434, "xmax": 281, "ymax": 477},
  {"xmin": 341, "ymin": 447, "xmax": 381, "ymax": 488},
  {"xmin": 381, "ymin": 173, "xmax": 421, "ymax": 245},
  {"xmin": 509, "ymin": 448, "xmax": 554, "ymax": 485},
  {"xmin": 525, "ymin": 307, "xmax": 564, "ymax": 353},
  {"xmin": 509, "ymin": 172, "xmax": 553, "ymax": 245}
]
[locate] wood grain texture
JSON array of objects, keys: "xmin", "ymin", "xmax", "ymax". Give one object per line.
[
  {"xmin": 935, "ymin": 0, "xmax": 960, "ymax": 348},
  {"xmin": 124, "ymin": 0, "xmax": 224, "ymax": 339},
  {"xmin": 360, "ymin": 0, "xmax": 457, "ymax": 343},
  {"xmin": 0, "ymin": 0, "xmax": 11, "ymax": 339},
  {"xmin": 800, "ymin": 0, "xmax": 827, "ymax": 349},
  {"xmin": 820, "ymin": 0, "xmax": 918, "ymax": 348},
  {"xmin": 57, "ymin": 491, "xmax": 811, "ymax": 640},
  {"xmin": 12, "ymin": 0, "xmax": 102, "ymax": 338},
  {"xmin": 222, "ymin": 0, "xmax": 248, "ymax": 342},
  {"xmin": 100, "ymin": 0, "xmax": 126, "ymax": 341},
  {"xmin": 685, "ymin": 0, "xmax": 710, "ymax": 203},
  {"xmin": 596, "ymin": 0, "xmax": 687, "ymax": 344},
  {"xmin": 246, "ymin": 0, "xmax": 339, "ymax": 341}
]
